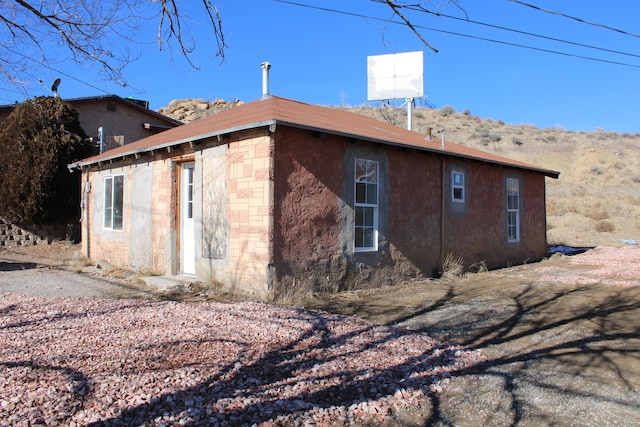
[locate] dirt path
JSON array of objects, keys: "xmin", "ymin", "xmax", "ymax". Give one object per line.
[{"xmin": 0, "ymin": 252, "xmax": 153, "ymax": 300}]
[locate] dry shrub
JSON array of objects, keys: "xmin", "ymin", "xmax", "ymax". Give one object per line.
[
  {"xmin": 274, "ymin": 277, "xmax": 315, "ymax": 305},
  {"xmin": 587, "ymin": 206, "xmax": 609, "ymax": 221},
  {"xmin": 71, "ymin": 254, "xmax": 93, "ymax": 273},
  {"xmin": 440, "ymin": 253, "xmax": 464, "ymax": 279},
  {"xmin": 439, "ymin": 105, "xmax": 455, "ymax": 117},
  {"xmin": 595, "ymin": 221, "xmax": 615, "ymax": 233},
  {"xmin": 564, "ymin": 202, "xmax": 578, "ymax": 214},
  {"xmin": 469, "ymin": 260, "xmax": 488, "ymax": 274}
]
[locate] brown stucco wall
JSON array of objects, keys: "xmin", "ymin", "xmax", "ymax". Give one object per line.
[
  {"xmin": 272, "ymin": 128, "xmax": 446, "ymax": 295},
  {"xmin": 272, "ymin": 127, "xmax": 550, "ymax": 296},
  {"xmin": 80, "ymin": 124, "xmax": 549, "ymax": 300},
  {"xmin": 442, "ymin": 161, "xmax": 548, "ymax": 269},
  {"xmin": 386, "ymin": 148, "xmax": 443, "ymax": 278},
  {"xmin": 272, "ymin": 129, "xmax": 347, "ymax": 296}
]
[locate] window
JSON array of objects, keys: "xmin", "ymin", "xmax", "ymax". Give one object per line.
[
  {"xmin": 355, "ymin": 159, "xmax": 378, "ymax": 251},
  {"xmin": 452, "ymin": 170, "xmax": 465, "ymax": 202},
  {"xmin": 185, "ymin": 165, "xmax": 194, "ymax": 220},
  {"xmin": 104, "ymin": 175, "xmax": 124, "ymax": 230},
  {"xmin": 506, "ymin": 178, "xmax": 520, "ymax": 243}
]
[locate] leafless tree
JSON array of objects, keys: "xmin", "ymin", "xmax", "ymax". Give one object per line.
[
  {"xmin": 0, "ymin": 0, "xmax": 225, "ymax": 92},
  {"xmin": 382, "ymin": 0, "xmax": 466, "ymax": 53},
  {"xmin": 0, "ymin": 1, "xmax": 460, "ymax": 93}
]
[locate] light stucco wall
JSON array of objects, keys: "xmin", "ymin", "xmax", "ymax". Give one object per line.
[{"xmin": 81, "ymin": 132, "xmax": 275, "ymax": 299}]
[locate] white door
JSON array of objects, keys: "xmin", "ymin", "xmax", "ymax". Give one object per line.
[{"xmin": 180, "ymin": 163, "xmax": 195, "ymax": 275}]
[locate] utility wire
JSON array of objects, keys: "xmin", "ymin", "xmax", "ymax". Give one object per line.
[
  {"xmin": 2, "ymin": 55, "xmax": 114, "ymax": 103},
  {"xmin": 274, "ymin": 0, "xmax": 640, "ymax": 68},
  {"xmin": 509, "ymin": 0, "xmax": 640, "ymax": 38},
  {"xmin": 369, "ymin": 0, "xmax": 640, "ymax": 59}
]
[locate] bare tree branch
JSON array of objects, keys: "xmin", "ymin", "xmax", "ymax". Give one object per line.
[
  {"xmin": 380, "ymin": 1, "xmax": 468, "ymax": 53},
  {"xmin": 383, "ymin": 0, "xmax": 439, "ymax": 53},
  {"xmin": 1, "ymin": 1, "xmax": 460, "ymax": 95},
  {"xmin": 0, "ymin": 0, "xmax": 226, "ymax": 93}
]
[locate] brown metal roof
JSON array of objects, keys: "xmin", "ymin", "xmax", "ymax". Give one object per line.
[{"xmin": 69, "ymin": 95, "xmax": 560, "ymax": 178}]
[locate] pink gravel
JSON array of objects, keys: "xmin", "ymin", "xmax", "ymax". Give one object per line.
[
  {"xmin": 538, "ymin": 246, "xmax": 640, "ymax": 287},
  {"xmin": 0, "ymin": 294, "xmax": 484, "ymax": 426}
]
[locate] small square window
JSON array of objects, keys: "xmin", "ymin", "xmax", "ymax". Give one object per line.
[{"xmin": 452, "ymin": 171, "xmax": 465, "ymax": 203}]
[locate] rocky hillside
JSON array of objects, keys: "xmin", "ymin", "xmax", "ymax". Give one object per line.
[
  {"xmin": 157, "ymin": 98, "xmax": 243, "ymax": 123},
  {"xmin": 158, "ymin": 99, "xmax": 640, "ymax": 249}
]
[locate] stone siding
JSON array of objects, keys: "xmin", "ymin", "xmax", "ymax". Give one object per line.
[{"xmin": 226, "ymin": 130, "xmax": 274, "ymax": 294}]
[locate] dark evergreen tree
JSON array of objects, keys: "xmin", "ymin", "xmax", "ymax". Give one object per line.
[{"xmin": 0, "ymin": 96, "xmax": 93, "ymax": 224}]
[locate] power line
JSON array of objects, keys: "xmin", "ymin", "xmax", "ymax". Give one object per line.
[
  {"xmin": 508, "ymin": 0, "xmax": 640, "ymax": 38},
  {"xmin": 369, "ymin": 0, "xmax": 640, "ymax": 59},
  {"xmin": 1, "ymin": 53, "xmax": 114, "ymax": 103},
  {"xmin": 274, "ymin": 0, "xmax": 640, "ymax": 69}
]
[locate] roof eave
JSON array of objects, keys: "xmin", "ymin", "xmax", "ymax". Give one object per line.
[
  {"xmin": 68, "ymin": 119, "xmax": 278, "ymax": 169},
  {"xmin": 69, "ymin": 116, "xmax": 561, "ymax": 179},
  {"xmin": 277, "ymin": 121, "xmax": 561, "ymax": 179}
]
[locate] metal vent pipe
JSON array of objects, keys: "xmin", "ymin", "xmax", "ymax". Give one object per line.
[{"xmin": 261, "ymin": 62, "xmax": 271, "ymax": 98}]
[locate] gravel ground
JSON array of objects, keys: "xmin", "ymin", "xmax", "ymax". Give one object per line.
[
  {"xmin": 0, "ymin": 293, "xmax": 484, "ymax": 426},
  {"xmin": 1, "ymin": 245, "xmax": 639, "ymax": 426},
  {"xmin": 0, "ymin": 260, "xmax": 152, "ymax": 300}
]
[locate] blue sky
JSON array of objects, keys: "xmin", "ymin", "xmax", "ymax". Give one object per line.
[{"xmin": 2, "ymin": 0, "xmax": 639, "ymax": 133}]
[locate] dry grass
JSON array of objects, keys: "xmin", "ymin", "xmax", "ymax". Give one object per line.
[
  {"xmin": 440, "ymin": 253, "xmax": 465, "ymax": 279},
  {"xmin": 595, "ymin": 221, "xmax": 615, "ymax": 233},
  {"xmin": 587, "ymin": 204, "xmax": 610, "ymax": 221}
]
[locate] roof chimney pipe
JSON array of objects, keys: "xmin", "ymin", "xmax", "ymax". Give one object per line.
[{"xmin": 261, "ymin": 61, "xmax": 271, "ymax": 98}]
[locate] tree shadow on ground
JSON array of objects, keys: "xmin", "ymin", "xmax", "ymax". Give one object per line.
[
  {"xmin": 1, "ymin": 298, "xmax": 469, "ymax": 426},
  {"xmin": 387, "ymin": 280, "xmax": 640, "ymax": 426},
  {"xmin": 80, "ymin": 309, "xmax": 459, "ymax": 426},
  {"xmin": 0, "ymin": 260, "xmax": 37, "ymax": 271},
  {"xmin": 2, "ymin": 277, "xmax": 639, "ymax": 426}
]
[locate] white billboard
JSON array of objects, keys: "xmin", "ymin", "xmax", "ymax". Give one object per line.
[{"xmin": 367, "ymin": 51, "xmax": 424, "ymax": 101}]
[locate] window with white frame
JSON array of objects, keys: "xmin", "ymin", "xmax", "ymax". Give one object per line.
[
  {"xmin": 506, "ymin": 177, "xmax": 520, "ymax": 242},
  {"xmin": 354, "ymin": 158, "xmax": 378, "ymax": 251},
  {"xmin": 452, "ymin": 170, "xmax": 465, "ymax": 202},
  {"xmin": 104, "ymin": 175, "xmax": 124, "ymax": 230}
]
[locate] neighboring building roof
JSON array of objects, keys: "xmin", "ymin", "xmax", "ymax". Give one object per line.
[
  {"xmin": 59, "ymin": 95, "xmax": 183, "ymax": 126},
  {"xmin": 0, "ymin": 94, "xmax": 183, "ymax": 127},
  {"xmin": 69, "ymin": 95, "xmax": 560, "ymax": 178}
]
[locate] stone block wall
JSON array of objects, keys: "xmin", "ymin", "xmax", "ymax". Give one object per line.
[{"xmin": 0, "ymin": 218, "xmax": 79, "ymax": 247}]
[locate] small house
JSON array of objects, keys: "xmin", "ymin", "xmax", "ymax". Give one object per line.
[
  {"xmin": 0, "ymin": 95, "xmax": 182, "ymax": 150},
  {"xmin": 69, "ymin": 95, "xmax": 559, "ymax": 300}
]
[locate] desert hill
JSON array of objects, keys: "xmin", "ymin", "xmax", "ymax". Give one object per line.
[{"xmin": 158, "ymin": 99, "xmax": 640, "ymax": 249}]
